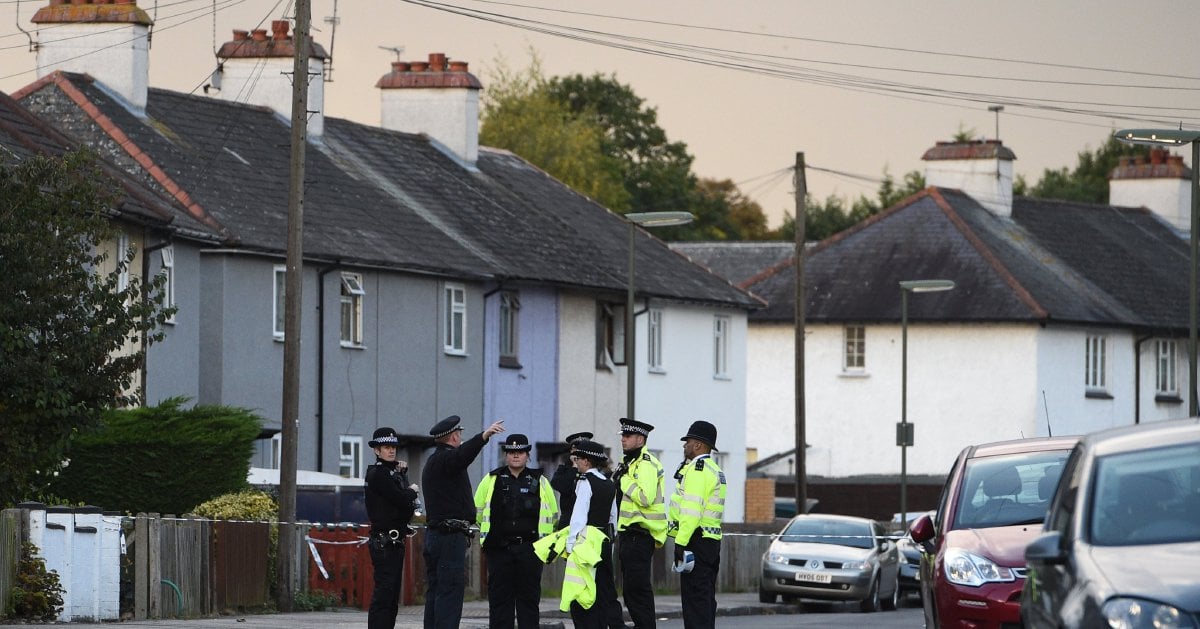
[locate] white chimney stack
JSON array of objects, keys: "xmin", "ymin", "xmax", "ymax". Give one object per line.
[
  {"xmin": 376, "ymin": 53, "xmax": 482, "ymax": 166},
  {"xmin": 922, "ymin": 140, "xmax": 1016, "ymax": 217},
  {"xmin": 214, "ymin": 21, "xmax": 327, "ymax": 139},
  {"xmin": 32, "ymin": 0, "xmax": 153, "ymax": 112},
  {"xmin": 1109, "ymin": 149, "xmax": 1191, "ymax": 230}
]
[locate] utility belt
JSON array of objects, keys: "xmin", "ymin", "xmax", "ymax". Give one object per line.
[
  {"xmin": 431, "ymin": 518, "xmax": 477, "ymax": 539},
  {"xmin": 619, "ymin": 524, "xmax": 651, "ymax": 538},
  {"xmin": 489, "ymin": 534, "xmax": 534, "ymax": 548},
  {"xmin": 370, "ymin": 527, "xmax": 414, "ymax": 548}
]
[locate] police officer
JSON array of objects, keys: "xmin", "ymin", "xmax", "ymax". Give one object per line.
[
  {"xmin": 364, "ymin": 427, "xmax": 420, "ymax": 629},
  {"xmin": 668, "ymin": 421, "xmax": 726, "ymax": 629},
  {"xmin": 473, "ymin": 434, "xmax": 558, "ymax": 629},
  {"xmin": 550, "ymin": 431, "xmax": 593, "ymax": 529},
  {"xmin": 421, "ymin": 415, "xmax": 505, "ymax": 629},
  {"xmin": 564, "ymin": 439, "xmax": 620, "ymax": 629},
  {"xmin": 613, "ymin": 418, "xmax": 667, "ymax": 629}
]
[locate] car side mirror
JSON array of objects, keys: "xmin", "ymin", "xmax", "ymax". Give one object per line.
[
  {"xmin": 909, "ymin": 513, "xmax": 934, "ymax": 544},
  {"xmin": 1025, "ymin": 531, "xmax": 1067, "ymax": 566}
]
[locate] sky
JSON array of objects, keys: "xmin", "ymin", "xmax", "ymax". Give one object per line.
[{"xmin": 1, "ymin": 0, "xmax": 1198, "ymax": 228}]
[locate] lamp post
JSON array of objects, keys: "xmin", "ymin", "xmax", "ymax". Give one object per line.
[
  {"xmin": 899, "ymin": 279, "xmax": 955, "ymax": 529},
  {"xmin": 1115, "ymin": 128, "xmax": 1200, "ymax": 417},
  {"xmin": 624, "ymin": 211, "xmax": 694, "ymax": 421}
]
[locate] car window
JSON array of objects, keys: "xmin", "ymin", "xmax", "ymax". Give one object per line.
[
  {"xmin": 933, "ymin": 454, "xmax": 962, "ymax": 534},
  {"xmin": 1046, "ymin": 444, "xmax": 1084, "ymax": 538},
  {"xmin": 952, "ymin": 449, "xmax": 1071, "ymax": 530},
  {"xmin": 780, "ymin": 518, "xmax": 874, "ymax": 549},
  {"xmin": 1089, "ymin": 442, "xmax": 1200, "ymax": 546}
]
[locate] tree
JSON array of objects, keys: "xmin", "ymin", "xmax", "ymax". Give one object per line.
[
  {"xmin": 776, "ymin": 169, "xmax": 926, "ymax": 241},
  {"xmin": 656, "ymin": 177, "xmax": 771, "ymax": 241},
  {"xmin": 1023, "ymin": 136, "xmax": 1151, "ymax": 204},
  {"xmin": 0, "ymin": 150, "xmax": 172, "ymax": 506},
  {"xmin": 480, "ymin": 56, "xmax": 630, "ymax": 212}
]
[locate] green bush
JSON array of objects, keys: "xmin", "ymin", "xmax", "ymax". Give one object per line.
[
  {"xmin": 6, "ymin": 542, "xmax": 64, "ymax": 622},
  {"xmin": 48, "ymin": 397, "xmax": 262, "ymax": 514},
  {"xmin": 293, "ymin": 588, "xmax": 342, "ymax": 611},
  {"xmin": 190, "ymin": 489, "xmax": 278, "ymax": 521}
]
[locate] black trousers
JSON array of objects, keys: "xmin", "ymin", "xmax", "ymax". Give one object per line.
[
  {"xmin": 422, "ymin": 528, "xmax": 467, "ymax": 629},
  {"xmin": 485, "ymin": 541, "xmax": 544, "ymax": 629},
  {"xmin": 367, "ymin": 537, "xmax": 405, "ymax": 629},
  {"xmin": 679, "ymin": 536, "xmax": 720, "ymax": 629},
  {"xmin": 618, "ymin": 529, "xmax": 657, "ymax": 628},
  {"xmin": 569, "ymin": 538, "xmax": 624, "ymax": 629}
]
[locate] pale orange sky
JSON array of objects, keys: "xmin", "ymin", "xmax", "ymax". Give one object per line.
[{"xmin": 2, "ymin": 0, "xmax": 1197, "ymax": 228}]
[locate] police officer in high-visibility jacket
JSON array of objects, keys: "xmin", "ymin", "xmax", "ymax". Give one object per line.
[
  {"xmin": 668, "ymin": 421, "xmax": 726, "ymax": 629},
  {"xmin": 473, "ymin": 434, "xmax": 558, "ymax": 629},
  {"xmin": 564, "ymin": 438, "xmax": 620, "ymax": 629},
  {"xmin": 613, "ymin": 418, "xmax": 667, "ymax": 628}
]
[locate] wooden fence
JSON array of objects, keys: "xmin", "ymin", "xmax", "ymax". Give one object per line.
[{"xmin": 0, "ymin": 509, "xmax": 24, "ymax": 616}]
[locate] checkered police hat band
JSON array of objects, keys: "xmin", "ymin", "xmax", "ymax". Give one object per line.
[
  {"xmin": 374, "ymin": 435, "xmax": 399, "ymax": 444},
  {"xmin": 433, "ymin": 426, "xmax": 464, "ymax": 438},
  {"xmin": 573, "ymin": 448, "xmax": 605, "ymax": 458},
  {"xmin": 621, "ymin": 425, "xmax": 648, "ymax": 436}
]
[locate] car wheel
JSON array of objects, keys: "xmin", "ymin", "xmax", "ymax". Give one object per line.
[
  {"xmin": 758, "ymin": 583, "xmax": 776, "ymax": 604},
  {"xmin": 882, "ymin": 577, "xmax": 899, "ymax": 611},
  {"xmin": 858, "ymin": 576, "xmax": 880, "ymax": 613}
]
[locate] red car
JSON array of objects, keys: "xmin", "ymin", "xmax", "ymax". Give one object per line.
[{"xmin": 910, "ymin": 436, "xmax": 1077, "ymax": 629}]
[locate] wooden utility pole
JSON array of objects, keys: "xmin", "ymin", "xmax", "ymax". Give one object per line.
[
  {"xmin": 793, "ymin": 152, "xmax": 808, "ymax": 516},
  {"xmin": 277, "ymin": 0, "xmax": 310, "ymax": 612}
]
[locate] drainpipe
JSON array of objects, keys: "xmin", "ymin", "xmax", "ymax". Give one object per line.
[
  {"xmin": 1134, "ymin": 334, "xmax": 1152, "ymax": 425},
  {"xmin": 140, "ymin": 235, "xmax": 173, "ymax": 404},
  {"xmin": 317, "ymin": 264, "xmax": 338, "ymax": 472}
]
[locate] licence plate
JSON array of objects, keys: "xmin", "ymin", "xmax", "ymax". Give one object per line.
[{"xmin": 794, "ymin": 571, "xmax": 831, "ymax": 584}]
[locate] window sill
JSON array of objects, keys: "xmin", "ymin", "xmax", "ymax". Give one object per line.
[
  {"xmin": 273, "ymin": 335, "xmax": 285, "ymax": 343},
  {"xmin": 1154, "ymin": 394, "xmax": 1183, "ymax": 405},
  {"xmin": 713, "ymin": 374, "xmax": 732, "ymax": 382},
  {"xmin": 1085, "ymin": 390, "xmax": 1113, "ymax": 400},
  {"xmin": 648, "ymin": 367, "xmax": 667, "ymax": 375},
  {"xmin": 499, "ymin": 356, "xmax": 522, "ymax": 369},
  {"xmin": 340, "ymin": 342, "xmax": 366, "ymax": 350},
  {"xmin": 839, "ymin": 371, "xmax": 870, "ymax": 379},
  {"xmin": 444, "ymin": 350, "xmax": 468, "ymax": 357}
]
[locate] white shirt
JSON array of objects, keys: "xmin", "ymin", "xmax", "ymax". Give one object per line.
[{"xmin": 567, "ymin": 468, "xmax": 617, "ymax": 552}]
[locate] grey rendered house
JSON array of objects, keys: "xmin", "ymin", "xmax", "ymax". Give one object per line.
[{"xmin": 14, "ymin": 3, "xmax": 759, "ymax": 505}]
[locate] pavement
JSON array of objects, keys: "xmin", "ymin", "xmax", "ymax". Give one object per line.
[{"xmin": 1, "ymin": 592, "xmax": 805, "ymax": 628}]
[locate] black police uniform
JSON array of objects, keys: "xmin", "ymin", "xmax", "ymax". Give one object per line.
[
  {"xmin": 420, "ymin": 415, "xmax": 490, "ymax": 629},
  {"xmin": 569, "ymin": 467, "xmax": 621, "ymax": 629},
  {"xmin": 364, "ymin": 430, "xmax": 419, "ymax": 629},
  {"xmin": 550, "ymin": 431, "xmax": 592, "ymax": 529},
  {"xmin": 483, "ymin": 465, "xmax": 545, "ymax": 629}
]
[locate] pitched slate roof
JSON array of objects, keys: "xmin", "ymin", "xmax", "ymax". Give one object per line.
[
  {"xmin": 0, "ymin": 89, "xmax": 222, "ymax": 241},
  {"xmin": 14, "ymin": 72, "xmax": 759, "ymax": 309},
  {"xmin": 670, "ymin": 242, "xmax": 795, "ymax": 286},
  {"xmin": 701, "ymin": 187, "xmax": 1187, "ymax": 332}
]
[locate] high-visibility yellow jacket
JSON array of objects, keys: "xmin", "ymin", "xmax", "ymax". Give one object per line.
[
  {"xmin": 616, "ymin": 447, "xmax": 668, "ymax": 547},
  {"xmin": 473, "ymin": 468, "xmax": 559, "ymax": 547},
  {"xmin": 667, "ymin": 454, "xmax": 726, "ymax": 547},
  {"xmin": 559, "ymin": 525, "xmax": 605, "ymax": 611}
]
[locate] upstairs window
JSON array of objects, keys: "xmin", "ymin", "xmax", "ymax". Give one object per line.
[
  {"xmin": 444, "ymin": 283, "xmax": 467, "ymax": 354},
  {"xmin": 1085, "ymin": 333, "xmax": 1108, "ymax": 395},
  {"xmin": 500, "ymin": 291, "xmax": 521, "ymax": 367},
  {"xmin": 648, "ymin": 308, "xmax": 664, "ymax": 371},
  {"xmin": 1156, "ymin": 340, "xmax": 1178, "ymax": 398},
  {"xmin": 340, "ymin": 272, "xmax": 365, "ymax": 347},
  {"xmin": 596, "ymin": 302, "xmax": 627, "ymax": 368},
  {"xmin": 713, "ymin": 315, "xmax": 730, "ymax": 379},
  {"xmin": 339, "ymin": 435, "xmax": 363, "ymax": 479},
  {"xmin": 273, "ymin": 265, "xmax": 286, "ymax": 339},
  {"xmin": 844, "ymin": 326, "xmax": 865, "ymax": 372},
  {"xmin": 160, "ymin": 246, "xmax": 175, "ymax": 323}
]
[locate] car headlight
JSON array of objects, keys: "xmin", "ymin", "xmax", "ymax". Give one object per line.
[
  {"xmin": 767, "ymin": 552, "xmax": 791, "ymax": 565},
  {"xmin": 841, "ymin": 559, "xmax": 873, "ymax": 571},
  {"xmin": 1103, "ymin": 597, "xmax": 1198, "ymax": 629},
  {"xmin": 943, "ymin": 548, "xmax": 1014, "ymax": 587}
]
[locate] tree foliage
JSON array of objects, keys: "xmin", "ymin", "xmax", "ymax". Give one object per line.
[
  {"xmin": 777, "ymin": 169, "xmax": 926, "ymax": 241},
  {"xmin": 1019, "ymin": 136, "xmax": 1151, "ymax": 204},
  {"xmin": 47, "ymin": 397, "xmax": 262, "ymax": 514},
  {"xmin": 0, "ymin": 151, "xmax": 173, "ymax": 507}
]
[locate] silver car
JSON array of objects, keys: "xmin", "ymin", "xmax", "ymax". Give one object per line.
[{"xmin": 759, "ymin": 514, "xmax": 902, "ymax": 612}]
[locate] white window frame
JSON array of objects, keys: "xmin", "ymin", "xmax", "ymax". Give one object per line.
[
  {"xmin": 270, "ymin": 433, "xmax": 282, "ymax": 469},
  {"xmin": 1156, "ymin": 339, "xmax": 1179, "ymax": 397},
  {"xmin": 339, "ymin": 435, "xmax": 363, "ymax": 479},
  {"xmin": 444, "ymin": 283, "xmax": 467, "ymax": 355},
  {"xmin": 117, "ymin": 232, "xmax": 130, "ymax": 294},
  {"xmin": 273, "ymin": 265, "xmax": 286, "ymax": 340},
  {"xmin": 648, "ymin": 307, "xmax": 664, "ymax": 373},
  {"xmin": 160, "ymin": 246, "xmax": 175, "ymax": 324},
  {"xmin": 713, "ymin": 315, "xmax": 730, "ymax": 379},
  {"xmin": 340, "ymin": 272, "xmax": 365, "ymax": 347},
  {"xmin": 1085, "ymin": 333, "xmax": 1108, "ymax": 393},
  {"xmin": 844, "ymin": 326, "xmax": 866, "ymax": 372},
  {"xmin": 499, "ymin": 290, "xmax": 520, "ymax": 366}
]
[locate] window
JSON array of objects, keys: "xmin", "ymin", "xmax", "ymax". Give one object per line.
[
  {"xmin": 1085, "ymin": 333, "xmax": 1107, "ymax": 393},
  {"xmin": 844, "ymin": 326, "xmax": 865, "ymax": 371},
  {"xmin": 1156, "ymin": 340, "xmax": 1179, "ymax": 397},
  {"xmin": 117, "ymin": 232, "xmax": 130, "ymax": 293},
  {"xmin": 273, "ymin": 265, "xmax": 286, "ymax": 339},
  {"xmin": 160, "ymin": 246, "xmax": 175, "ymax": 323},
  {"xmin": 499, "ymin": 291, "xmax": 520, "ymax": 367},
  {"xmin": 270, "ymin": 433, "xmax": 282, "ymax": 469},
  {"xmin": 340, "ymin": 272, "xmax": 365, "ymax": 346},
  {"xmin": 648, "ymin": 308, "xmax": 664, "ymax": 371},
  {"xmin": 712, "ymin": 451, "xmax": 729, "ymax": 471},
  {"xmin": 713, "ymin": 315, "xmax": 730, "ymax": 378},
  {"xmin": 339, "ymin": 435, "xmax": 363, "ymax": 479},
  {"xmin": 444, "ymin": 283, "xmax": 467, "ymax": 354},
  {"xmin": 596, "ymin": 303, "xmax": 627, "ymax": 368}
]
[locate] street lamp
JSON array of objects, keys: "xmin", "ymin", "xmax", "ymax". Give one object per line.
[
  {"xmin": 899, "ymin": 279, "xmax": 956, "ymax": 529},
  {"xmin": 625, "ymin": 211, "xmax": 694, "ymax": 421},
  {"xmin": 1115, "ymin": 128, "xmax": 1200, "ymax": 417}
]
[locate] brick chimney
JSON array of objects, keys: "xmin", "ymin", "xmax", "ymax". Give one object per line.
[
  {"xmin": 376, "ymin": 53, "xmax": 483, "ymax": 166},
  {"xmin": 32, "ymin": 0, "xmax": 154, "ymax": 112},
  {"xmin": 922, "ymin": 140, "xmax": 1016, "ymax": 216},
  {"xmin": 1109, "ymin": 148, "xmax": 1192, "ymax": 230},
  {"xmin": 214, "ymin": 21, "xmax": 329, "ymax": 139}
]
